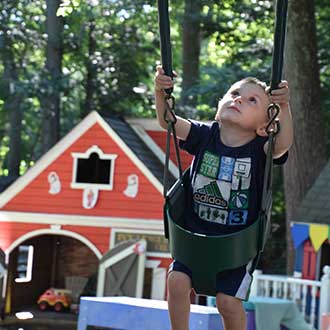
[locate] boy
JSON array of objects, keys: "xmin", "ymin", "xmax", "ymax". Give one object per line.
[{"xmin": 154, "ymin": 66, "xmax": 293, "ymax": 330}]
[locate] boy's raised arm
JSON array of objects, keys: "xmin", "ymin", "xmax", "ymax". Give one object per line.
[{"xmin": 154, "ymin": 66, "xmax": 191, "ymax": 141}]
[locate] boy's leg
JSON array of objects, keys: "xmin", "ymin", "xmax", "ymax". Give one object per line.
[
  {"xmin": 167, "ymin": 270, "xmax": 192, "ymax": 330},
  {"xmin": 216, "ymin": 292, "xmax": 246, "ymax": 330}
]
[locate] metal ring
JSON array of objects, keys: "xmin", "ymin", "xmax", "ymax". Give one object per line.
[
  {"xmin": 163, "ymin": 95, "xmax": 177, "ymax": 124},
  {"xmin": 266, "ymin": 103, "xmax": 281, "ymax": 135}
]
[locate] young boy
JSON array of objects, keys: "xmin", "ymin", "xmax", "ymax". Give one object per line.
[{"xmin": 155, "ymin": 66, "xmax": 293, "ymax": 330}]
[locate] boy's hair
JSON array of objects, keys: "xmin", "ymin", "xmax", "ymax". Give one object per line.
[{"xmin": 238, "ymin": 77, "xmax": 268, "ymax": 93}]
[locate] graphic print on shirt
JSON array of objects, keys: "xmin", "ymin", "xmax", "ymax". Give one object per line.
[{"xmin": 193, "ymin": 152, "xmax": 251, "ymax": 225}]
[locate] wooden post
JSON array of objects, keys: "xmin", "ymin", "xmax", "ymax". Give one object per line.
[{"xmin": 319, "ymin": 265, "xmax": 330, "ymax": 330}]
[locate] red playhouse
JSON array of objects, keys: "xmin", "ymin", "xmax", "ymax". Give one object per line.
[{"xmin": 0, "ymin": 111, "xmax": 192, "ymax": 313}]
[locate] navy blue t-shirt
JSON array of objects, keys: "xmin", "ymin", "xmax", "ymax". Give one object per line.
[{"xmin": 179, "ymin": 120, "xmax": 287, "ymax": 235}]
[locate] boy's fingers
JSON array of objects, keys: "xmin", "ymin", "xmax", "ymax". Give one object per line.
[
  {"xmin": 156, "ymin": 65, "xmax": 165, "ymax": 74},
  {"xmin": 271, "ymin": 96, "xmax": 288, "ymax": 102},
  {"xmin": 278, "ymin": 80, "xmax": 288, "ymax": 87},
  {"xmin": 270, "ymin": 92, "xmax": 288, "ymax": 98},
  {"xmin": 270, "ymin": 81, "xmax": 288, "ymax": 93},
  {"xmin": 270, "ymin": 97, "xmax": 289, "ymax": 105},
  {"xmin": 155, "ymin": 66, "xmax": 176, "ymax": 94},
  {"xmin": 271, "ymin": 87, "xmax": 289, "ymax": 96},
  {"xmin": 158, "ymin": 75, "xmax": 172, "ymax": 83},
  {"xmin": 156, "ymin": 65, "xmax": 175, "ymax": 75},
  {"xmin": 268, "ymin": 81, "xmax": 290, "ymax": 105},
  {"xmin": 155, "ymin": 75, "xmax": 174, "ymax": 86}
]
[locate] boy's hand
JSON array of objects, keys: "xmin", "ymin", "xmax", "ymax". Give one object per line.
[
  {"xmin": 154, "ymin": 65, "xmax": 175, "ymax": 92},
  {"xmin": 269, "ymin": 80, "xmax": 290, "ymax": 109}
]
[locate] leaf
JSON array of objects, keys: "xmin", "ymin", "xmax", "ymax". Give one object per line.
[{"xmin": 56, "ymin": 0, "xmax": 80, "ymax": 17}]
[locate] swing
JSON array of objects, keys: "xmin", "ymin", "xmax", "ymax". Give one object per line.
[{"xmin": 158, "ymin": 0, "xmax": 288, "ymax": 297}]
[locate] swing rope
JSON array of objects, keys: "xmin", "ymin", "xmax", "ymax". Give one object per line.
[
  {"xmin": 157, "ymin": 0, "xmax": 183, "ymax": 200},
  {"xmin": 260, "ymin": 0, "xmax": 288, "ymax": 252},
  {"xmin": 158, "ymin": 0, "xmax": 288, "ymax": 296}
]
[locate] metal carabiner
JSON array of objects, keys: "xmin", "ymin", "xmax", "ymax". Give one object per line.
[
  {"xmin": 266, "ymin": 103, "xmax": 281, "ymax": 135},
  {"xmin": 163, "ymin": 94, "xmax": 177, "ymax": 124}
]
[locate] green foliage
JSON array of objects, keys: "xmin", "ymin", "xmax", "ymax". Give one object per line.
[
  {"xmin": 175, "ymin": 0, "xmax": 274, "ymax": 119},
  {"xmin": 0, "ymin": 0, "xmax": 46, "ymax": 168},
  {"xmin": 57, "ymin": 0, "xmax": 80, "ymax": 17},
  {"xmin": 59, "ymin": 0, "xmax": 177, "ymax": 123}
]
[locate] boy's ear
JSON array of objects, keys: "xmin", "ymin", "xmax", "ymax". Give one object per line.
[{"xmin": 256, "ymin": 125, "xmax": 268, "ymax": 137}]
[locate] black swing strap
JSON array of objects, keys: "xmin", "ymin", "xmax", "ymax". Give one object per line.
[
  {"xmin": 259, "ymin": 0, "xmax": 288, "ymax": 253},
  {"xmin": 157, "ymin": 0, "xmax": 174, "ymax": 94},
  {"xmin": 157, "ymin": 0, "xmax": 183, "ymax": 197}
]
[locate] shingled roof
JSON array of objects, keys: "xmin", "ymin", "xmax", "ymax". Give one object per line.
[
  {"xmin": 104, "ymin": 116, "xmax": 176, "ymax": 187},
  {"xmin": 293, "ymin": 160, "xmax": 330, "ymax": 225}
]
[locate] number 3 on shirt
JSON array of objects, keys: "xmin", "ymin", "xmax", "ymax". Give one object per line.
[{"xmin": 228, "ymin": 210, "xmax": 248, "ymax": 225}]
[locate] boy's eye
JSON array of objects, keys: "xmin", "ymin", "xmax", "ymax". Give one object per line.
[
  {"xmin": 249, "ymin": 97, "xmax": 257, "ymax": 103},
  {"xmin": 231, "ymin": 90, "xmax": 239, "ymax": 96}
]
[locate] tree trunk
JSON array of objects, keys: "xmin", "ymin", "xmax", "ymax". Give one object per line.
[
  {"xmin": 4, "ymin": 62, "xmax": 22, "ymax": 178},
  {"xmin": 283, "ymin": 0, "xmax": 326, "ymax": 273},
  {"xmin": 2, "ymin": 28, "xmax": 22, "ymax": 177},
  {"xmin": 81, "ymin": 20, "xmax": 97, "ymax": 118},
  {"xmin": 181, "ymin": 0, "xmax": 202, "ymax": 112},
  {"xmin": 41, "ymin": 0, "xmax": 63, "ymax": 153}
]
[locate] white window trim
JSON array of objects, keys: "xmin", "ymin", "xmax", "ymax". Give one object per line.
[
  {"xmin": 15, "ymin": 245, "xmax": 34, "ymax": 283},
  {"xmin": 71, "ymin": 145, "xmax": 118, "ymax": 190}
]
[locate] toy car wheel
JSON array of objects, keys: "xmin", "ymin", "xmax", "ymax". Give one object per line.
[
  {"xmin": 54, "ymin": 302, "xmax": 63, "ymax": 312},
  {"xmin": 38, "ymin": 301, "xmax": 48, "ymax": 311}
]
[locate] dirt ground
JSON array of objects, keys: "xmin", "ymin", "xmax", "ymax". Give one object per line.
[{"xmin": 0, "ymin": 308, "xmax": 77, "ymax": 330}]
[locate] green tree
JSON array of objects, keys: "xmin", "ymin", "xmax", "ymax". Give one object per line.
[
  {"xmin": 0, "ymin": 0, "xmax": 44, "ymax": 176},
  {"xmin": 0, "ymin": 1, "xmax": 23, "ymax": 177}
]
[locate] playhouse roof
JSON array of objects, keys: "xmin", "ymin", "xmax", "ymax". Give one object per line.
[
  {"xmin": 293, "ymin": 160, "xmax": 330, "ymax": 225},
  {"xmin": 0, "ymin": 112, "xmax": 177, "ymax": 219},
  {"xmin": 104, "ymin": 116, "xmax": 172, "ymax": 185}
]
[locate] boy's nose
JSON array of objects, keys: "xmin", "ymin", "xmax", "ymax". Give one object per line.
[{"xmin": 233, "ymin": 96, "xmax": 242, "ymax": 104}]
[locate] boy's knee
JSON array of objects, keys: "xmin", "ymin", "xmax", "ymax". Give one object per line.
[
  {"xmin": 216, "ymin": 292, "xmax": 243, "ymax": 319},
  {"xmin": 167, "ymin": 271, "xmax": 191, "ymax": 297}
]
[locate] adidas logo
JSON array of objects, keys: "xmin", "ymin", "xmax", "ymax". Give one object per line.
[{"xmin": 193, "ymin": 181, "xmax": 227, "ymax": 208}]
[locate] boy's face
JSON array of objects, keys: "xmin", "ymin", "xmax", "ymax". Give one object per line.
[{"xmin": 215, "ymin": 81, "xmax": 270, "ymax": 133}]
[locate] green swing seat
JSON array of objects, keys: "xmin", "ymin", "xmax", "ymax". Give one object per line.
[{"xmin": 164, "ymin": 169, "xmax": 270, "ymax": 297}]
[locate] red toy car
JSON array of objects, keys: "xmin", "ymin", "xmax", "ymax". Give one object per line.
[{"xmin": 37, "ymin": 288, "xmax": 72, "ymax": 312}]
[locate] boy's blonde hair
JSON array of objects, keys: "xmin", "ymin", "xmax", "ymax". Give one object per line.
[{"xmin": 238, "ymin": 77, "xmax": 268, "ymax": 94}]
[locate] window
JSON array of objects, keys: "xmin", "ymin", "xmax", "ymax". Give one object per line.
[
  {"xmin": 76, "ymin": 152, "xmax": 111, "ymax": 184},
  {"xmin": 71, "ymin": 145, "xmax": 118, "ymax": 190},
  {"xmin": 15, "ymin": 245, "xmax": 34, "ymax": 283}
]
